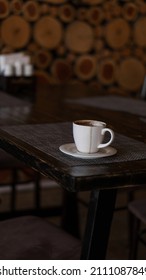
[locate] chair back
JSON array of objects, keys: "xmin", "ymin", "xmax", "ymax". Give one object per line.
[{"xmin": 140, "ymin": 76, "xmax": 146, "ymax": 100}]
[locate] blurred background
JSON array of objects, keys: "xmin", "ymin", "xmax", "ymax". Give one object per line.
[{"xmin": 0, "ymin": 0, "xmax": 146, "ymax": 97}]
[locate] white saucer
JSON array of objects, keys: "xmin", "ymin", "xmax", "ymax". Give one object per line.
[{"xmin": 59, "ymin": 143, "xmax": 117, "ymax": 159}]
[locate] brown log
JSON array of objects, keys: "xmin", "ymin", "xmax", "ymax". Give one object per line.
[
  {"xmin": 138, "ymin": 2, "xmax": 146, "ymax": 15},
  {"xmin": 40, "ymin": 4, "xmax": 49, "ymax": 15},
  {"xmin": 87, "ymin": 7, "xmax": 103, "ymax": 25},
  {"xmin": 116, "ymin": 58, "xmax": 145, "ymax": 91},
  {"xmin": 100, "ymin": 49, "xmax": 112, "ymax": 59},
  {"xmin": 111, "ymin": 3, "xmax": 122, "ymax": 17},
  {"xmin": 65, "ymin": 21, "xmax": 94, "ymax": 53},
  {"xmin": 58, "ymin": 4, "xmax": 75, "ymax": 23},
  {"xmin": 1, "ymin": 46, "xmax": 14, "ymax": 54},
  {"xmin": 134, "ymin": 47, "xmax": 145, "ymax": 60},
  {"xmin": 56, "ymin": 44, "xmax": 66, "ymax": 56},
  {"xmin": 122, "ymin": 2, "xmax": 138, "ymax": 21},
  {"xmin": 103, "ymin": 1, "xmax": 115, "ymax": 20},
  {"xmin": 76, "ymin": 8, "xmax": 87, "ymax": 21},
  {"xmin": 94, "ymin": 25, "xmax": 103, "ymax": 38},
  {"xmin": 103, "ymin": 0, "xmax": 116, "ymax": 10},
  {"xmin": 1, "ymin": 15, "xmax": 31, "ymax": 49},
  {"xmin": 134, "ymin": 17, "xmax": 146, "ymax": 47},
  {"xmin": 0, "ymin": 38, "xmax": 3, "ymax": 49},
  {"xmin": 23, "ymin": 1, "xmax": 40, "ymax": 22},
  {"xmin": 97, "ymin": 58, "xmax": 116, "ymax": 85},
  {"xmin": 66, "ymin": 53, "xmax": 76, "ymax": 64},
  {"xmin": 103, "ymin": 10, "xmax": 113, "ymax": 21},
  {"xmin": 48, "ymin": 6, "xmax": 58, "ymax": 17},
  {"xmin": 51, "ymin": 59, "xmax": 73, "ymax": 83},
  {"xmin": 27, "ymin": 42, "xmax": 39, "ymax": 53},
  {"xmin": 103, "ymin": 1, "xmax": 122, "ymax": 18},
  {"xmin": 94, "ymin": 39, "xmax": 104, "ymax": 52},
  {"xmin": 35, "ymin": 70, "xmax": 52, "ymax": 84},
  {"xmin": 120, "ymin": 47, "xmax": 132, "ymax": 58},
  {"xmin": 34, "ymin": 16, "xmax": 63, "ymax": 49},
  {"xmin": 105, "ymin": 18, "xmax": 131, "ymax": 49},
  {"xmin": 75, "ymin": 55, "xmax": 97, "ymax": 81},
  {"xmin": 10, "ymin": 0, "xmax": 22, "ymax": 15},
  {"xmin": 34, "ymin": 49, "xmax": 52, "ymax": 69},
  {"xmin": 0, "ymin": 0, "xmax": 9, "ymax": 19},
  {"xmin": 113, "ymin": 48, "xmax": 132, "ymax": 62}
]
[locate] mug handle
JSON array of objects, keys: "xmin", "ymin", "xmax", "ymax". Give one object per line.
[{"xmin": 98, "ymin": 128, "xmax": 114, "ymax": 149}]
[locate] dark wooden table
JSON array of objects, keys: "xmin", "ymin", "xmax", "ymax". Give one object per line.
[{"xmin": 1, "ymin": 83, "xmax": 146, "ymax": 259}]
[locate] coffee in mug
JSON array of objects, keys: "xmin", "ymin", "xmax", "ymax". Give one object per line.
[{"xmin": 73, "ymin": 120, "xmax": 114, "ymax": 153}]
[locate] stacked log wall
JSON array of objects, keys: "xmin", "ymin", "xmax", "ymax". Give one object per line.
[{"xmin": 0, "ymin": 0, "xmax": 146, "ymax": 96}]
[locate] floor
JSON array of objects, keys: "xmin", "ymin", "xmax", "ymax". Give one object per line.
[{"xmin": 0, "ymin": 175, "xmax": 146, "ymax": 260}]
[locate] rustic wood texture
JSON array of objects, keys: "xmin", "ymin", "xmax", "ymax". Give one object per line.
[
  {"xmin": 0, "ymin": 0, "xmax": 146, "ymax": 95},
  {"xmin": 51, "ymin": 59, "xmax": 73, "ymax": 83},
  {"xmin": 1, "ymin": 15, "xmax": 31, "ymax": 49},
  {"xmin": 116, "ymin": 58, "xmax": 145, "ymax": 91},
  {"xmin": 0, "ymin": 0, "xmax": 9, "ymax": 19},
  {"xmin": 58, "ymin": 4, "xmax": 75, "ymax": 23},
  {"xmin": 65, "ymin": 21, "xmax": 94, "ymax": 53},
  {"xmin": 10, "ymin": 0, "xmax": 22, "ymax": 15},
  {"xmin": 22, "ymin": 0, "xmax": 40, "ymax": 22},
  {"xmin": 105, "ymin": 18, "xmax": 131, "ymax": 49},
  {"xmin": 97, "ymin": 59, "xmax": 116, "ymax": 85},
  {"xmin": 75, "ymin": 55, "xmax": 97, "ymax": 81},
  {"xmin": 34, "ymin": 16, "xmax": 63, "ymax": 49},
  {"xmin": 34, "ymin": 49, "xmax": 52, "ymax": 69}
]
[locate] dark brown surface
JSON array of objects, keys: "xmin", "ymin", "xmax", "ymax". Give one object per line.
[
  {"xmin": 0, "ymin": 83, "xmax": 146, "ymax": 192},
  {"xmin": 1, "ymin": 123, "xmax": 146, "ymax": 192}
]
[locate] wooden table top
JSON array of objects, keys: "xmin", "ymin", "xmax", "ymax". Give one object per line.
[{"xmin": 0, "ymin": 83, "xmax": 146, "ymax": 192}]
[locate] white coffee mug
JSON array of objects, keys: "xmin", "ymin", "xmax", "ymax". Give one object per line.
[{"xmin": 73, "ymin": 120, "xmax": 114, "ymax": 153}]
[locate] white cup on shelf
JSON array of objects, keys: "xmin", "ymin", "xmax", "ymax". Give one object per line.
[
  {"xmin": 14, "ymin": 62, "xmax": 23, "ymax": 76},
  {"xmin": 23, "ymin": 64, "xmax": 33, "ymax": 77},
  {"xmin": 3, "ymin": 64, "xmax": 14, "ymax": 77}
]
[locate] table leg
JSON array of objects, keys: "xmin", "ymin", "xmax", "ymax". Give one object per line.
[
  {"xmin": 61, "ymin": 190, "xmax": 80, "ymax": 238},
  {"xmin": 81, "ymin": 188, "xmax": 117, "ymax": 259}
]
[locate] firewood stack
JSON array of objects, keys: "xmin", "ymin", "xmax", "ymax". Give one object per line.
[{"xmin": 0, "ymin": 0, "xmax": 146, "ymax": 96}]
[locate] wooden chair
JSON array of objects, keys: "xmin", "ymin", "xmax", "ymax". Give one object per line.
[
  {"xmin": 0, "ymin": 90, "xmax": 44, "ymax": 218},
  {"xmin": 0, "ymin": 149, "xmax": 79, "ymax": 237},
  {"xmin": 0, "ymin": 149, "xmax": 43, "ymax": 219},
  {"xmin": 0, "ymin": 91, "xmax": 62, "ymax": 221},
  {"xmin": 127, "ymin": 76, "xmax": 146, "ymax": 258},
  {"xmin": 0, "ymin": 215, "xmax": 81, "ymax": 259}
]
